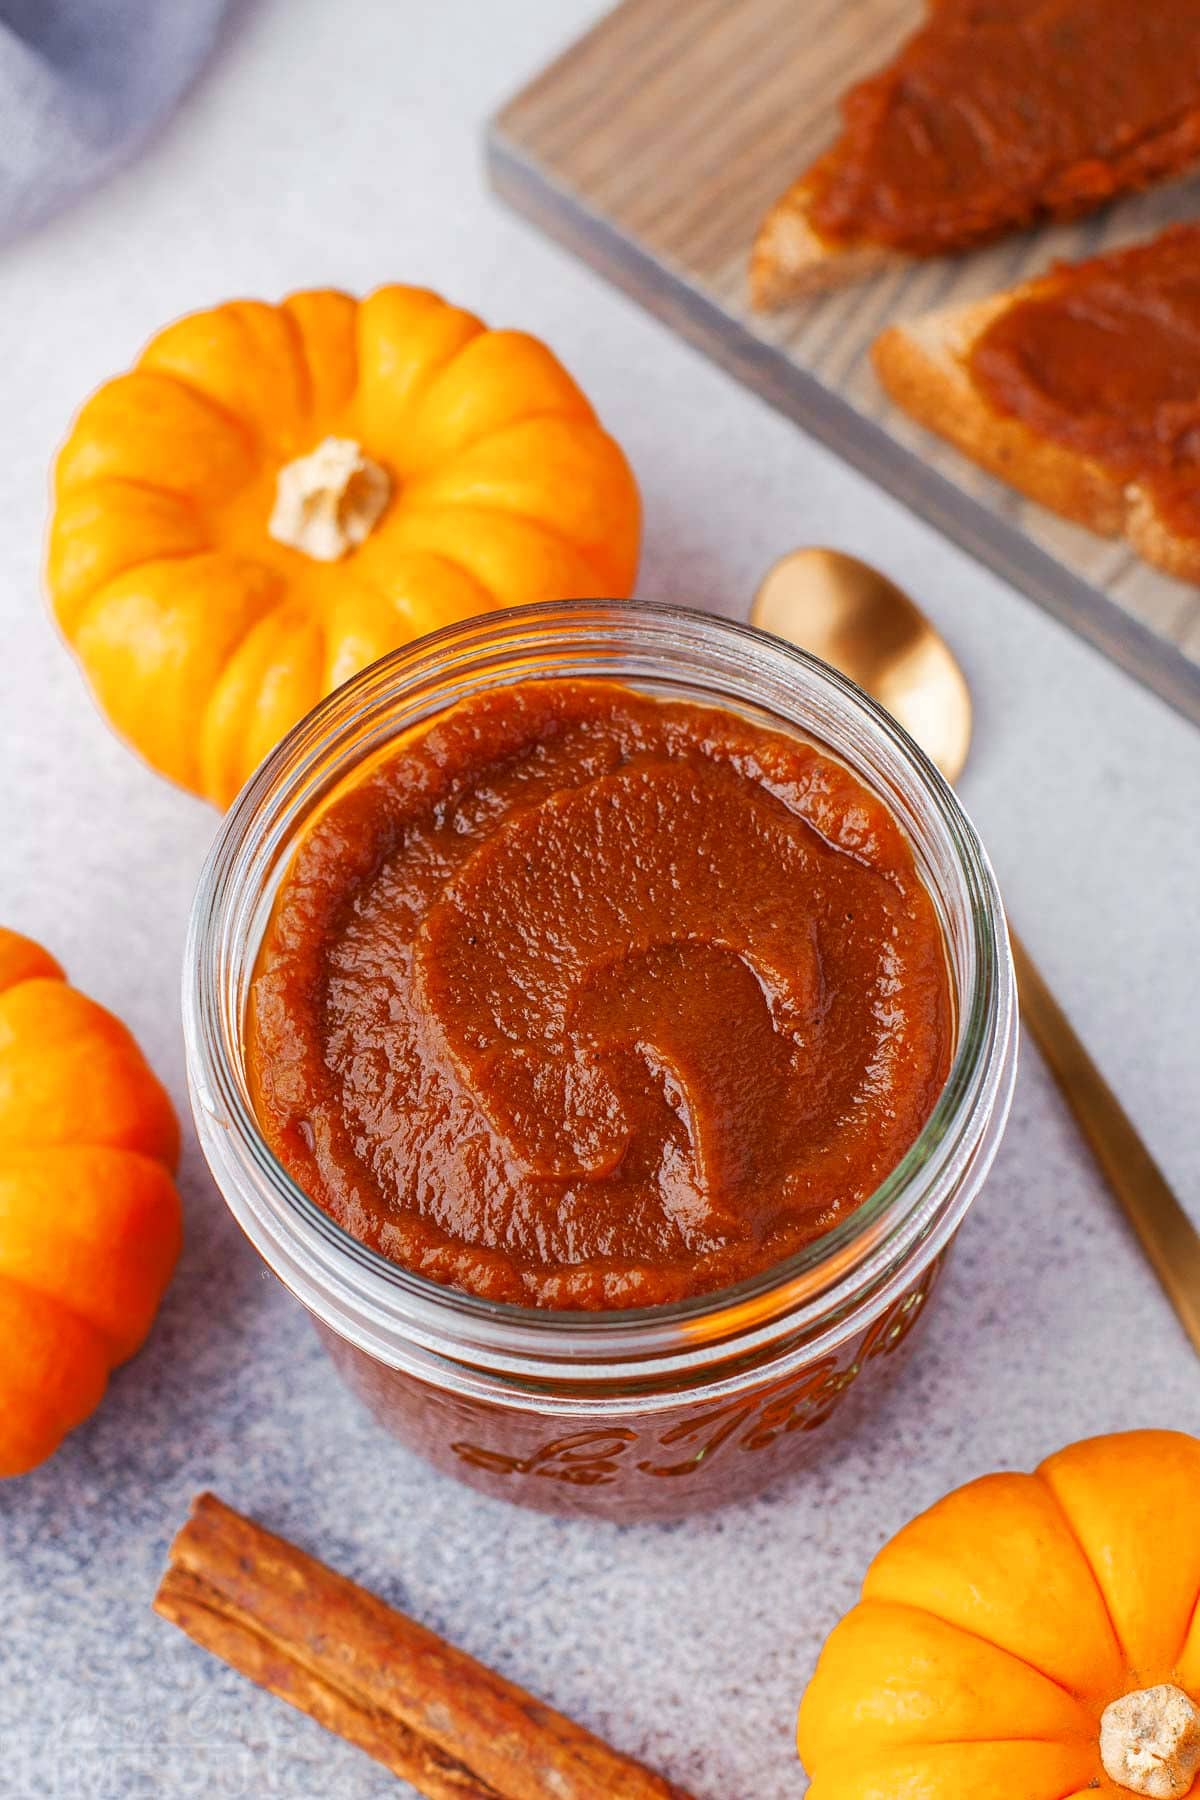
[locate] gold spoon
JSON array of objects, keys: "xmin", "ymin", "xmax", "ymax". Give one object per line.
[{"xmin": 754, "ymin": 547, "xmax": 1200, "ymax": 1355}]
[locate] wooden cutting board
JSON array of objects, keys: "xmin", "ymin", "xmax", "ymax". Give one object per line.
[{"xmin": 487, "ymin": 0, "xmax": 1200, "ymax": 725}]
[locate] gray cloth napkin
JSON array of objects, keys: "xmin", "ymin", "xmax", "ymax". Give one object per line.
[{"xmin": 0, "ymin": 0, "xmax": 234, "ymax": 244}]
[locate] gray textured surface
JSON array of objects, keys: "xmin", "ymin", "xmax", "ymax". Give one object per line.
[{"xmin": 0, "ymin": 2, "xmax": 1197, "ymax": 1796}]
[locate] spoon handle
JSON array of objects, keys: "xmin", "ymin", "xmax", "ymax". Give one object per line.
[{"xmin": 1009, "ymin": 929, "xmax": 1200, "ymax": 1355}]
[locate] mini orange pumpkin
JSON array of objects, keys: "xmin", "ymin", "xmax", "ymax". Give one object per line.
[
  {"xmin": 798, "ymin": 1430, "xmax": 1200, "ymax": 1799},
  {"xmin": 0, "ymin": 928, "xmax": 182, "ymax": 1476},
  {"xmin": 46, "ymin": 286, "xmax": 642, "ymax": 808}
]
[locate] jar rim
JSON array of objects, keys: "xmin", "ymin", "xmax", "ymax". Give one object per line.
[{"xmin": 183, "ymin": 599, "xmax": 1016, "ymax": 1374}]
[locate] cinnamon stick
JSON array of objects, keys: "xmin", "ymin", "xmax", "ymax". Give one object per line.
[{"xmin": 153, "ymin": 1492, "xmax": 694, "ymax": 1800}]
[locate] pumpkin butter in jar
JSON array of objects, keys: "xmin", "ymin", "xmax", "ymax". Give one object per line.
[
  {"xmin": 187, "ymin": 603, "xmax": 1016, "ymax": 1517},
  {"xmin": 249, "ymin": 678, "xmax": 952, "ymax": 1309}
]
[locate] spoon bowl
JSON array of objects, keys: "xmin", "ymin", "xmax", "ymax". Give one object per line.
[{"xmin": 753, "ymin": 548, "xmax": 973, "ymax": 784}]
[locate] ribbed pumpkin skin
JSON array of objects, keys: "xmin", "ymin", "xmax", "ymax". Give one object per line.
[
  {"xmin": 0, "ymin": 928, "xmax": 182, "ymax": 1476},
  {"xmin": 797, "ymin": 1430, "xmax": 1200, "ymax": 1799},
  {"xmin": 46, "ymin": 287, "xmax": 642, "ymax": 808}
]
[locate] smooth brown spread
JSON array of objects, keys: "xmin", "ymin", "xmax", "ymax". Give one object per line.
[
  {"xmin": 970, "ymin": 225, "xmax": 1200, "ymax": 539},
  {"xmin": 809, "ymin": 1, "xmax": 1200, "ymax": 255},
  {"xmin": 249, "ymin": 680, "xmax": 952, "ymax": 1310}
]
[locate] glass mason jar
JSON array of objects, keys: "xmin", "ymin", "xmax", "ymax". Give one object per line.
[{"xmin": 184, "ymin": 601, "xmax": 1016, "ymax": 1521}]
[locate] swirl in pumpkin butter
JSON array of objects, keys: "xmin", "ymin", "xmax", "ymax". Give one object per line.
[{"xmin": 248, "ymin": 680, "xmax": 952, "ymax": 1308}]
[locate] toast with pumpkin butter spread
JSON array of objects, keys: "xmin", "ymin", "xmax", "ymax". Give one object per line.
[
  {"xmin": 872, "ymin": 224, "xmax": 1200, "ymax": 582},
  {"xmin": 751, "ymin": 0, "xmax": 1200, "ymax": 310}
]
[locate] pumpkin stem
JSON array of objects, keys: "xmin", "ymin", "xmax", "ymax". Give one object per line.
[
  {"xmin": 1100, "ymin": 1685, "xmax": 1200, "ymax": 1798},
  {"xmin": 269, "ymin": 436, "xmax": 391, "ymax": 563}
]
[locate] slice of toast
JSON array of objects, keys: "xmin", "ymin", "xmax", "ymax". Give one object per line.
[
  {"xmin": 750, "ymin": 3, "xmax": 1200, "ymax": 313},
  {"xmin": 873, "ymin": 286, "xmax": 1200, "ymax": 584}
]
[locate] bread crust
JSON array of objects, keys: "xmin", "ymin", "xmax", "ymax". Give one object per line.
[
  {"xmin": 749, "ymin": 182, "xmax": 901, "ymax": 309},
  {"xmin": 872, "ymin": 291, "xmax": 1200, "ymax": 582}
]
